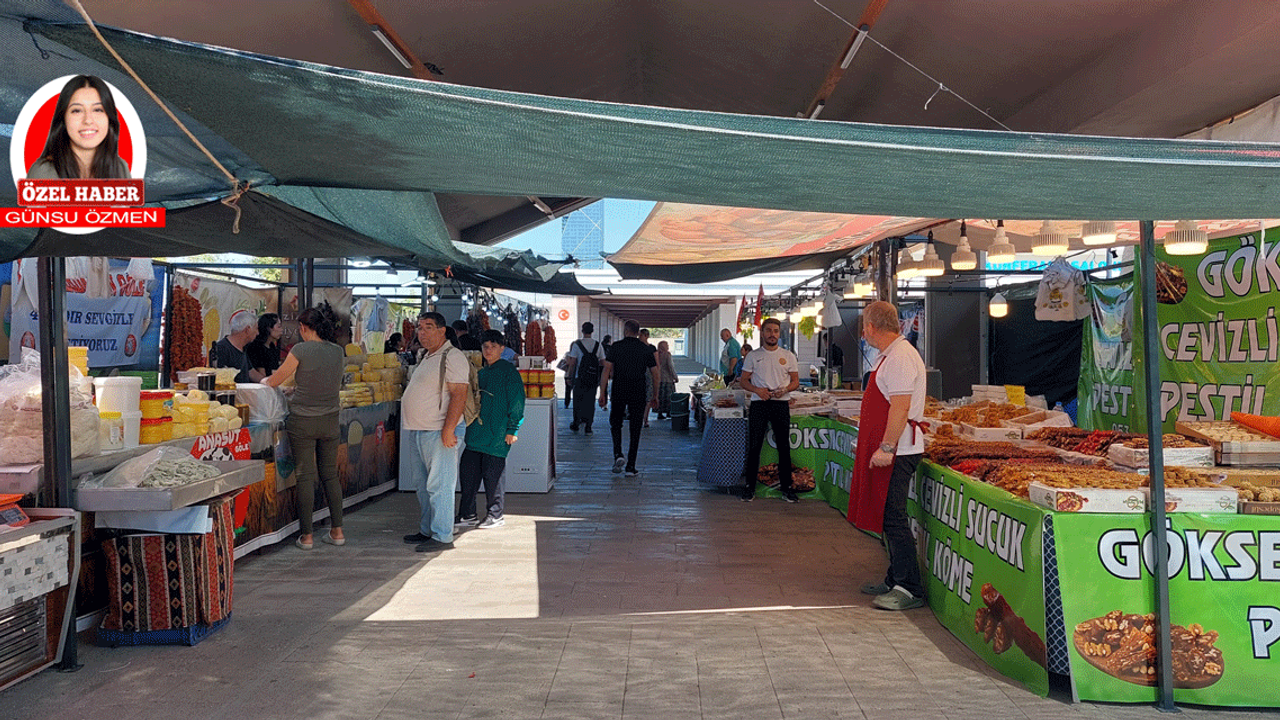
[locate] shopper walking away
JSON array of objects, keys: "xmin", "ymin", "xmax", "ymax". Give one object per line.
[
  {"xmin": 655, "ymin": 340, "xmax": 677, "ymax": 419},
  {"xmin": 599, "ymin": 319, "xmax": 658, "ymax": 476},
  {"xmin": 853, "ymin": 301, "xmax": 928, "ymax": 611},
  {"xmin": 456, "ymin": 330, "xmax": 525, "ymax": 530},
  {"xmin": 739, "ymin": 318, "xmax": 799, "ymax": 503},
  {"xmin": 566, "ymin": 322, "xmax": 603, "ymax": 434},
  {"xmin": 452, "ymin": 320, "xmax": 481, "ymax": 351},
  {"xmin": 639, "ymin": 329, "xmax": 658, "ymax": 427},
  {"xmin": 400, "ymin": 312, "xmax": 470, "ymax": 552},
  {"xmin": 720, "ymin": 328, "xmax": 741, "ymax": 382},
  {"xmin": 263, "ymin": 306, "xmax": 346, "ymax": 549}
]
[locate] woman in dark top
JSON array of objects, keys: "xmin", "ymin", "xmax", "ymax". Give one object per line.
[
  {"xmin": 384, "ymin": 332, "xmax": 404, "ymax": 354},
  {"xmin": 27, "ymin": 75, "xmax": 130, "ymax": 180},
  {"xmin": 245, "ymin": 313, "xmax": 283, "ymax": 379},
  {"xmin": 264, "ymin": 306, "xmax": 346, "ymax": 550}
]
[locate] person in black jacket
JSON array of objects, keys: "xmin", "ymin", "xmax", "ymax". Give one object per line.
[{"xmin": 598, "ymin": 320, "xmax": 658, "ymax": 476}]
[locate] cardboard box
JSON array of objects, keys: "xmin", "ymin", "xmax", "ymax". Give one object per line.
[
  {"xmin": 1144, "ymin": 487, "xmax": 1238, "ymax": 513},
  {"xmin": 1239, "ymin": 501, "xmax": 1280, "ymax": 515},
  {"xmin": 1108, "ymin": 444, "xmax": 1214, "ymax": 469},
  {"xmin": 712, "ymin": 407, "xmax": 743, "ymax": 419},
  {"xmin": 1002, "ymin": 409, "xmax": 1074, "ymax": 437},
  {"xmin": 960, "ymin": 423, "xmax": 1022, "ymax": 442},
  {"xmin": 1028, "ymin": 481, "xmax": 1145, "ymax": 513}
]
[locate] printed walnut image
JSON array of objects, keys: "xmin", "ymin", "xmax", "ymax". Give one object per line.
[
  {"xmin": 1073, "ymin": 610, "xmax": 1224, "ymax": 688},
  {"xmin": 973, "ymin": 583, "xmax": 1046, "ymax": 666}
]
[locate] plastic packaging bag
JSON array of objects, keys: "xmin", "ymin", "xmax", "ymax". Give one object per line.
[
  {"xmin": 86, "ymin": 446, "xmax": 221, "ymax": 489},
  {"xmin": 0, "ymin": 348, "xmax": 99, "ymax": 464}
]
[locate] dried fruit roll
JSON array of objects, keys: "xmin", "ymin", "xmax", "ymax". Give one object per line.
[{"xmin": 980, "ymin": 583, "xmax": 1046, "ymax": 666}]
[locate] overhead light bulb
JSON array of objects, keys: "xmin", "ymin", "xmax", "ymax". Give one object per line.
[
  {"xmin": 788, "ymin": 310, "xmax": 804, "ymax": 323},
  {"xmin": 989, "ymin": 292, "xmax": 1008, "ymax": 318},
  {"xmin": 352, "ymin": 258, "xmax": 373, "ymax": 268},
  {"xmin": 1081, "ymin": 220, "xmax": 1118, "ymax": 246},
  {"xmin": 987, "ymin": 220, "xmax": 1016, "ymax": 265},
  {"xmin": 1163, "ymin": 219, "xmax": 1208, "ymax": 255},
  {"xmin": 1032, "ymin": 220, "xmax": 1069, "ymax": 256},
  {"xmin": 951, "ymin": 220, "xmax": 978, "ymax": 271},
  {"xmin": 916, "ymin": 231, "xmax": 945, "ymax": 277},
  {"xmin": 896, "ymin": 246, "xmax": 918, "ymax": 279}
]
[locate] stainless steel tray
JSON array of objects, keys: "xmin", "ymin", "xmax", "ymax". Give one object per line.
[{"xmin": 74, "ymin": 460, "xmax": 265, "ymax": 511}]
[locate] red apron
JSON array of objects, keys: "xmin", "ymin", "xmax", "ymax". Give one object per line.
[{"xmin": 847, "ymin": 364, "xmax": 894, "ymax": 533}]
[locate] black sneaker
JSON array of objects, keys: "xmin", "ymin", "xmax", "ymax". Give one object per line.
[
  {"xmin": 454, "ymin": 516, "xmax": 478, "ymax": 529},
  {"xmin": 403, "ymin": 532, "xmax": 431, "ymax": 544},
  {"xmin": 612, "ymin": 457, "xmax": 625, "ymax": 474},
  {"xmin": 415, "ymin": 538, "xmax": 455, "ymax": 552},
  {"xmin": 584, "ymin": 426, "xmax": 593, "ymax": 435},
  {"xmin": 739, "ymin": 486, "xmax": 755, "ymax": 502},
  {"xmin": 783, "ymin": 492, "xmax": 799, "ymax": 504},
  {"xmin": 625, "ymin": 467, "xmax": 639, "ymax": 477},
  {"xmin": 570, "ymin": 422, "xmax": 579, "ymax": 433}
]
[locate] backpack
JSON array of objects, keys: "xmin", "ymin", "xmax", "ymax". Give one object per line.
[
  {"xmin": 573, "ymin": 339, "xmax": 601, "ymax": 387},
  {"xmin": 438, "ymin": 345, "xmax": 481, "ymax": 425}
]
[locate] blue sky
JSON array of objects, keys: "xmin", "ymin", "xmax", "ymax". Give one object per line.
[{"xmin": 496, "ymin": 199, "xmax": 655, "ymax": 259}]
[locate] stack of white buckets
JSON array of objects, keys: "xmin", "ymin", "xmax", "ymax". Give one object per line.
[{"xmin": 93, "ymin": 376, "xmax": 143, "ymax": 449}]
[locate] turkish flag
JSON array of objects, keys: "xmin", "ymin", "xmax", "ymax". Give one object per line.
[{"xmin": 753, "ymin": 284, "xmax": 764, "ymax": 327}]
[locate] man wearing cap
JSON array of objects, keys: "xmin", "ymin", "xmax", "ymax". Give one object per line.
[
  {"xmin": 566, "ymin": 321, "xmax": 602, "ymax": 434},
  {"xmin": 213, "ymin": 310, "xmax": 261, "ymax": 383}
]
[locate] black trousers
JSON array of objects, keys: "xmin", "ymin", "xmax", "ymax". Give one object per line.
[
  {"xmin": 744, "ymin": 399, "xmax": 792, "ymax": 492},
  {"xmin": 882, "ymin": 453, "xmax": 924, "ymax": 597},
  {"xmin": 458, "ymin": 447, "xmax": 506, "ymax": 519},
  {"xmin": 609, "ymin": 389, "xmax": 647, "ymax": 467},
  {"xmin": 572, "ymin": 380, "xmax": 597, "ymax": 428}
]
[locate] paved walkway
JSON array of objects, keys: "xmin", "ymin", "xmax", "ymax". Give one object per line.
[{"xmin": 4, "ymin": 365, "xmax": 1272, "ymax": 719}]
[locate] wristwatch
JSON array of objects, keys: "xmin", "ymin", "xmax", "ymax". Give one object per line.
[{"xmin": 879, "ymin": 442, "xmax": 895, "ymax": 453}]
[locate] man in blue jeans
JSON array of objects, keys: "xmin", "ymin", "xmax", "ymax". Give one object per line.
[{"xmin": 400, "ymin": 312, "xmax": 470, "ymax": 552}]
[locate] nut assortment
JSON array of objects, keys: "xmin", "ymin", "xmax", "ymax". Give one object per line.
[
  {"xmin": 756, "ymin": 463, "xmax": 815, "ymax": 492},
  {"xmin": 935, "ymin": 402, "xmax": 1034, "ymax": 428},
  {"xmin": 1179, "ymin": 421, "xmax": 1275, "ymax": 444},
  {"xmin": 1073, "ymin": 611, "xmax": 1223, "ymax": 688},
  {"xmin": 1155, "ymin": 260, "xmax": 1189, "ymax": 304},
  {"xmin": 1234, "ymin": 482, "xmax": 1280, "ymax": 502}
]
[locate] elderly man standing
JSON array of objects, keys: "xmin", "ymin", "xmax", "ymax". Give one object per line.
[
  {"xmin": 401, "ymin": 312, "xmax": 470, "ymax": 552},
  {"xmin": 213, "ymin": 309, "xmax": 262, "ymax": 383},
  {"xmin": 853, "ymin": 301, "xmax": 928, "ymax": 611},
  {"xmin": 719, "ymin": 328, "xmax": 741, "ymax": 381}
]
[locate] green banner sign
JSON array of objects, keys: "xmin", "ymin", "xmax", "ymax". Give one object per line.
[
  {"xmin": 910, "ymin": 462, "xmax": 1049, "ymax": 696},
  {"xmin": 756, "ymin": 414, "xmax": 855, "ymax": 513},
  {"xmin": 1053, "ymin": 511, "xmax": 1280, "ymax": 706},
  {"xmin": 1078, "ymin": 230, "xmax": 1280, "ymax": 432}
]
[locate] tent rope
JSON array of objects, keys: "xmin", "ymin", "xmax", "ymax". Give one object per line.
[{"xmin": 69, "ymin": 0, "xmax": 249, "ymax": 231}]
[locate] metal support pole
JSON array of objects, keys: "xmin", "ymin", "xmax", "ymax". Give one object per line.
[
  {"xmin": 1138, "ymin": 220, "xmax": 1176, "ymax": 712},
  {"xmin": 878, "ymin": 239, "xmax": 894, "ymax": 303},
  {"xmin": 36, "ymin": 257, "xmax": 80, "ymax": 671},
  {"xmin": 304, "ymin": 258, "xmax": 315, "ymax": 309}
]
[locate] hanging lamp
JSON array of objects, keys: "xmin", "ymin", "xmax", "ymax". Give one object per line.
[
  {"xmin": 1032, "ymin": 220, "xmax": 1069, "ymax": 256},
  {"xmin": 916, "ymin": 231, "xmax": 945, "ymax": 277},
  {"xmin": 989, "ymin": 292, "xmax": 1008, "ymax": 318},
  {"xmin": 987, "ymin": 220, "xmax": 1016, "ymax": 264},
  {"xmin": 1163, "ymin": 219, "xmax": 1208, "ymax": 255},
  {"xmin": 1081, "ymin": 220, "xmax": 1118, "ymax": 246},
  {"xmin": 895, "ymin": 245, "xmax": 918, "ymax": 279},
  {"xmin": 950, "ymin": 220, "xmax": 978, "ymax": 271}
]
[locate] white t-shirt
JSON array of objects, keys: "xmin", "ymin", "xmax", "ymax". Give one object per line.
[
  {"xmin": 568, "ymin": 337, "xmax": 600, "ymax": 382},
  {"xmin": 402, "ymin": 344, "xmax": 470, "ymax": 431},
  {"xmin": 872, "ymin": 336, "xmax": 927, "ymax": 455},
  {"xmin": 741, "ymin": 346, "xmax": 799, "ymax": 401}
]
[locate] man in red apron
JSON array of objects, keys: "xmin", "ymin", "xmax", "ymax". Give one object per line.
[{"xmin": 850, "ymin": 301, "xmax": 928, "ymax": 610}]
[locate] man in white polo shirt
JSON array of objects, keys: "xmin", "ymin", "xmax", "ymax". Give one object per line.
[
  {"xmin": 401, "ymin": 311, "xmax": 470, "ymax": 552},
  {"xmin": 739, "ymin": 317, "xmax": 800, "ymax": 503},
  {"xmin": 854, "ymin": 300, "xmax": 928, "ymax": 611}
]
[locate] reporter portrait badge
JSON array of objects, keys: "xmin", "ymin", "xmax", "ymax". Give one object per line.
[{"xmin": 7, "ymin": 75, "xmax": 159, "ymax": 234}]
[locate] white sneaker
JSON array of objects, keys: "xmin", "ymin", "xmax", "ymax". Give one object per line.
[
  {"xmin": 454, "ymin": 516, "xmax": 478, "ymax": 529},
  {"xmin": 477, "ymin": 516, "xmax": 505, "ymax": 529}
]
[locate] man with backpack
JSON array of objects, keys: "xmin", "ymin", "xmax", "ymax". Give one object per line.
[{"xmin": 566, "ymin": 321, "xmax": 602, "ymax": 434}]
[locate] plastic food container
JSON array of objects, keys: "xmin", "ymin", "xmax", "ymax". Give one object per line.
[
  {"xmin": 139, "ymin": 389, "xmax": 174, "ymax": 419},
  {"xmin": 99, "ymin": 411, "xmax": 125, "ymax": 452},
  {"xmin": 121, "ymin": 411, "xmax": 142, "ymax": 448},
  {"xmin": 93, "ymin": 376, "xmax": 142, "ymax": 413},
  {"xmin": 539, "ymin": 384, "xmax": 555, "ymax": 399},
  {"xmin": 139, "ymin": 416, "xmax": 173, "ymax": 444},
  {"xmin": 525, "ymin": 385, "xmax": 538, "ymax": 398}
]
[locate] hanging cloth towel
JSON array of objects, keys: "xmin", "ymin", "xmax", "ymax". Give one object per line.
[{"xmin": 1035, "ymin": 258, "xmax": 1089, "ymax": 321}]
